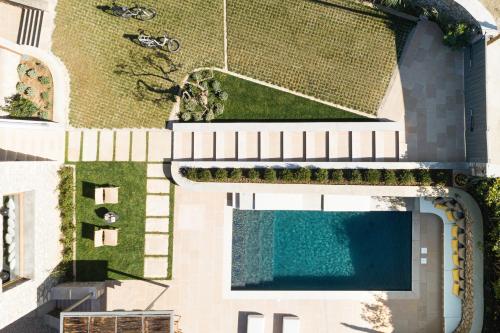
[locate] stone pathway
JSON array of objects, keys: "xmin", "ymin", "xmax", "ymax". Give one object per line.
[{"xmin": 67, "ymin": 128, "xmax": 172, "ymax": 279}]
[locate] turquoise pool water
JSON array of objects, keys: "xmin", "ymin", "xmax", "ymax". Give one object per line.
[{"xmin": 231, "ymin": 210, "xmax": 412, "ymax": 291}]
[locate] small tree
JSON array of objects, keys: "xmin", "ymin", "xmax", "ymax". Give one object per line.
[
  {"xmin": 399, "ymin": 170, "xmax": 415, "ymax": 185},
  {"xmin": 26, "ymin": 69, "xmax": 37, "ymax": 78},
  {"xmin": 314, "ymin": 169, "xmax": 329, "ymax": 183},
  {"xmin": 230, "ymin": 168, "xmax": 243, "ymax": 181},
  {"xmin": 218, "ymin": 91, "xmax": 228, "ymax": 101},
  {"xmin": 331, "ymin": 169, "xmax": 344, "ymax": 184},
  {"xmin": 1, "ymin": 94, "xmax": 39, "ymax": 118},
  {"xmin": 296, "ymin": 167, "xmax": 311, "ymax": 183},
  {"xmin": 443, "ymin": 23, "xmax": 472, "ymax": 50},
  {"xmin": 247, "ymin": 168, "xmax": 260, "ymax": 181},
  {"xmin": 180, "ymin": 112, "xmax": 192, "ymax": 122},
  {"xmin": 383, "ymin": 169, "xmax": 397, "ymax": 185},
  {"xmin": 366, "ymin": 169, "xmax": 381, "ymax": 185},
  {"xmin": 263, "ymin": 168, "xmax": 277, "ymax": 182},
  {"xmin": 350, "ymin": 169, "xmax": 363, "ymax": 184}
]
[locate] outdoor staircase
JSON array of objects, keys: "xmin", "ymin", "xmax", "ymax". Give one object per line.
[
  {"xmin": 231, "ymin": 210, "xmax": 275, "ymax": 288},
  {"xmin": 17, "ymin": 6, "xmax": 44, "ymax": 47}
]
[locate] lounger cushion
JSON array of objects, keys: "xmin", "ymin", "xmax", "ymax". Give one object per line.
[
  {"xmin": 452, "ymin": 282, "xmax": 460, "ymax": 296},
  {"xmin": 104, "ymin": 187, "xmax": 119, "ymax": 204},
  {"xmin": 452, "ymin": 240, "xmax": 459, "ymax": 253},
  {"xmin": 446, "ymin": 210, "xmax": 456, "ymax": 222},
  {"xmin": 94, "ymin": 229, "xmax": 104, "ymax": 247},
  {"xmin": 452, "ymin": 254, "xmax": 459, "ymax": 266},
  {"xmin": 434, "ymin": 203, "xmax": 446, "ymax": 210},
  {"xmin": 95, "ymin": 188, "xmax": 104, "ymax": 205},
  {"xmin": 103, "ymin": 229, "xmax": 118, "ymax": 246},
  {"xmin": 451, "ymin": 225, "xmax": 458, "ymax": 239},
  {"xmin": 452, "ymin": 269, "xmax": 460, "ymax": 283}
]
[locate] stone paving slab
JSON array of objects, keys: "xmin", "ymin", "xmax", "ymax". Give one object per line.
[
  {"xmin": 146, "ymin": 195, "xmax": 170, "ymax": 216},
  {"xmin": 98, "ymin": 130, "xmax": 114, "ymax": 161},
  {"xmin": 144, "ymin": 256, "xmax": 168, "ymax": 278},
  {"xmin": 283, "ymin": 131, "xmax": 304, "ymax": 161},
  {"xmin": 114, "ymin": 130, "xmax": 130, "ymax": 161},
  {"xmin": 173, "ymin": 131, "xmax": 192, "ymax": 160},
  {"xmin": 193, "ymin": 131, "xmax": 215, "ymax": 160},
  {"xmin": 215, "ymin": 131, "xmax": 236, "ymax": 160},
  {"xmin": 306, "ymin": 131, "xmax": 327, "ymax": 160},
  {"xmin": 67, "ymin": 130, "xmax": 81, "ymax": 162},
  {"xmin": 147, "ymin": 179, "xmax": 170, "ymax": 194},
  {"xmin": 144, "ymin": 234, "xmax": 169, "ymax": 255},
  {"xmin": 81, "ymin": 130, "xmax": 98, "ymax": 161},
  {"xmin": 131, "ymin": 130, "xmax": 147, "ymax": 161},
  {"xmin": 329, "ymin": 131, "xmax": 351, "ymax": 161},
  {"xmin": 148, "ymin": 130, "xmax": 172, "ymax": 162},
  {"xmin": 145, "ymin": 217, "xmax": 170, "ymax": 233},
  {"xmin": 260, "ymin": 131, "xmax": 282, "ymax": 161},
  {"xmin": 237, "ymin": 131, "xmax": 259, "ymax": 160},
  {"xmin": 147, "ymin": 163, "xmax": 168, "ymax": 178}
]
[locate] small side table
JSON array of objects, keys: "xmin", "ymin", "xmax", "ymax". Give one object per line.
[{"xmin": 104, "ymin": 212, "xmax": 119, "ymax": 224}]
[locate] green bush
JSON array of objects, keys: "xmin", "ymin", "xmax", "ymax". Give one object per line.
[
  {"xmin": 16, "ymin": 82, "xmax": 27, "ymax": 94},
  {"xmin": 180, "ymin": 111, "xmax": 192, "ymax": 122},
  {"xmin": 417, "ymin": 169, "xmax": 432, "ymax": 185},
  {"xmin": 56, "ymin": 166, "xmax": 75, "ymax": 280},
  {"xmin": 39, "ymin": 111, "xmax": 49, "ymax": 120},
  {"xmin": 198, "ymin": 169, "xmax": 212, "ymax": 181},
  {"xmin": 205, "ymin": 110, "xmax": 215, "ymax": 122},
  {"xmin": 314, "ymin": 169, "xmax": 329, "ymax": 183},
  {"xmin": 366, "ymin": 169, "xmax": 381, "ymax": 185},
  {"xmin": 200, "ymin": 80, "xmax": 209, "ymax": 90},
  {"xmin": 1, "ymin": 94, "xmax": 39, "ymax": 118},
  {"xmin": 296, "ymin": 167, "xmax": 311, "ymax": 183},
  {"xmin": 281, "ymin": 169, "xmax": 295, "ymax": 182},
  {"xmin": 25, "ymin": 87, "xmax": 35, "ymax": 97},
  {"xmin": 218, "ymin": 91, "xmax": 228, "ymax": 101},
  {"xmin": 383, "ymin": 169, "xmax": 397, "ymax": 185},
  {"xmin": 40, "ymin": 91, "xmax": 49, "ymax": 101},
  {"xmin": 214, "ymin": 168, "xmax": 228, "ymax": 180},
  {"xmin": 230, "ymin": 168, "xmax": 243, "ymax": 180},
  {"xmin": 192, "ymin": 112, "xmax": 203, "ymax": 122},
  {"xmin": 185, "ymin": 167, "xmax": 198, "ymax": 180},
  {"xmin": 211, "ymin": 80, "xmax": 221, "ymax": 92},
  {"xmin": 434, "ymin": 170, "xmax": 449, "ymax": 186},
  {"xmin": 17, "ymin": 63, "xmax": 28, "ymax": 76},
  {"xmin": 263, "ymin": 168, "xmax": 277, "ymax": 182},
  {"xmin": 399, "ymin": 169, "xmax": 415, "ymax": 185},
  {"xmin": 191, "ymin": 71, "xmax": 202, "ymax": 81},
  {"xmin": 350, "ymin": 169, "xmax": 363, "ymax": 184},
  {"xmin": 26, "ymin": 68, "xmax": 37, "ymax": 78},
  {"xmin": 213, "ymin": 103, "xmax": 224, "ymax": 116},
  {"xmin": 443, "ymin": 23, "xmax": 472, "ymax": 49},
  {"xmin": 38, "ymin": 76, "xmax": 51, "ymax": 85},
  {"xmin": 247, "ymin": 168, "xmax": 260, "ymax": 180},
  {"xmin": 331, "ymin": 169, "xmax": 344, "ymax": 183}
]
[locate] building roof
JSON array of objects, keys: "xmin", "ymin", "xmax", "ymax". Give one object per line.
[{"xmin": 60, "ymin": 311, "xmax": 173, "ymax": 333}]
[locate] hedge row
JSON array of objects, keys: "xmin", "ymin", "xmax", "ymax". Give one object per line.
[
  {"xmin": 55, "ymin": 166, "xmax": 75, "ymax": 280},
  {"xmin": 181, "ymin": 167, "xmax": 452, "ymax": 186}
]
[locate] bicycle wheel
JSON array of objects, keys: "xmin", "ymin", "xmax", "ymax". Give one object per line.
[
  {"xmin": 136, "ymin": 8, "xmax": 156, "ymax": 20},
  {"xmin": 167, "ymin": 39, "xmax": 181, "ymax": 53}
]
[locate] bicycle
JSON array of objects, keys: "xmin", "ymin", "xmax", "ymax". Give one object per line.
[
  {"xmin": 111, "ymin": 2, "xmax": 156, "ymax": 20},
  {"xmin": 138, "ymin": 30, "xmax": 181, "ymax": 53}
]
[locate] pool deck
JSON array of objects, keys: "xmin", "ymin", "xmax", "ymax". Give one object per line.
[{"xmin": 105, "ymin": 187, "xmax": 443, "ymax": 332}]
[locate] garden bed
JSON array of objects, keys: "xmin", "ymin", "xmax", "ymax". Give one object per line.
[{"xmin": 181, "ymin": 167, "xmax": 452, "ymax": 186}]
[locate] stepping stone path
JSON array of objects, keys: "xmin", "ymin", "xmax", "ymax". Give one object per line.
[{"xmin": 66, "ymin": 129, "xmax": 172, "ymax": 279}]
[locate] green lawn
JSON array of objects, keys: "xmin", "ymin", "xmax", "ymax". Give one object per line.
[
  {"xmin": 226, "ymin": 0, "xmax": 415, "ymax": 114},
  {"xmin": 75, "ymin": 162, "xmax": 147, "ymax": 281},
  {"xmin": 213, "ymin": 71, "xmax": 366, "ymax": 121},
  {"xmin": 53, "ymin": 0, "xmax": 224, "ymax": 128}
]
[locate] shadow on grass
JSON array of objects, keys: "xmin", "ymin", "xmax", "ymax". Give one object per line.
[
  {"xmin": 76, "ymin": 260, "xmax": 109, "ymax": 281},
  {"xmin": 94, "ymin": 207, "xmax": 109, "ymax": 218},
  {"xmin": 82, "ymin": 181, "xmax": 97, "ymax": 199},
  {"xmin": 81, "ymin": 221, "xmax": 97, "ymax": 240}
]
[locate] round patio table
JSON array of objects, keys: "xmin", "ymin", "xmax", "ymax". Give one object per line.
[{"xmin": 104, "ymin": 211, "xmax": 119, "ymax": 224}]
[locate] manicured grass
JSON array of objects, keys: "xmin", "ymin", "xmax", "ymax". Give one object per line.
[
  {"xmin": 75, "ymin": 162, "xmax": 146, "ymax": 281},
  {"xmin": 213, "ymin": 72, "xmax": 366, "ymax": 121},
  {"xmin": 53, "ymin": 0, "xmax": 223, "ymax": 128},
  {"xmin": 226, "ymin": 0, "xmax": 415, "ymax": 114}
]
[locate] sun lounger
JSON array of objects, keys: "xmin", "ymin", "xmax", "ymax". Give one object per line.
[
  {"xmin": 94, "ymin": 228, "xmax": 119, "ymax": 247},
  {"xmin": 452, "ymin": 282, "xmax": 460, "ymax": 296},
  {"xmin": 95, "ymin": 187, "xmax": 119, "ymax": 204},
  {"xmin": 282, "ymin": 316, "xmax": 300, "ymax": 333},
  {"xmin": 451, "ymin": 225, "xmax": 458, "ymax": 238},
  {"xmin": 452, "ymin": 254, "xmax": 459, "ymax": 266},
  {"xmin": 247, "ymin": 314, "xmax": 264, "ymax": 333},
  {"xmin": 452, "ymin": 240, "xmax": 458, "ymax": 253},
  {"xmin": 446, "ymin": 210, "xmax": 456, "ymax": 222},
  {"xmin": 452, "ymin": 269, "xmax": 460, "ymax": 283}
]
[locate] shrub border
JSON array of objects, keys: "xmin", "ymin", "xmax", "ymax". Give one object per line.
[
  {"xmin": 56, "ymin": 166, "xmax": 76, "ymax": 281},
  {"xmin": 180, "ymin": 167, "xmax": 452, "ymax": 186}
]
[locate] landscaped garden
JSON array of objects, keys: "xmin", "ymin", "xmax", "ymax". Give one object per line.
[
  {"xmin": 226, "ymin": 0, "xmax": 416, "ymax": 115},
  {"xmin": 74, "ymin": 162, "xmax": 147, "ymax": 281},
  {"xmin": 52, "ymin": 0, "xmax": 224, "ymax": 128},
  {"xmin": 179, "ymin": 70, "xmax": 367, "ymax": 122}
]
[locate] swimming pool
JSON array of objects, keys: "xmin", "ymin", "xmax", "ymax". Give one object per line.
[{"xmin": 231, "ymin": 210, "xmax": 412, "ymax": 291}]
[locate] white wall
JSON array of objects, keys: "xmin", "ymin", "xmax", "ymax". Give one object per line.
[{"xmin": 0, "ymin": 161, "xmax": 62, "ymax": 329}]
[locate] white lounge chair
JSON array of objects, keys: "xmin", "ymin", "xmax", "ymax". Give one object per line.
[
  {"xmin": 94, "ymin": 229, "xmax": 119, "ymax": 247},
  {"xmin": 282, "ymin": 316, "xmax": 300, "ymax": 333},
  {"xmin": 95, "ymin": 187, "xmax": 119, "ymax": 204},
  {"xmin": 247, "ymin": 314, "xmax": 264, "ymax": 333}
]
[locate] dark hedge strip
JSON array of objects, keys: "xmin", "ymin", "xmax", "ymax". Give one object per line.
[
  {"xmin": 180, "ymin": 167, "xmax": 452, "ymax": 186},
  {"xmin": 56, "ymin": 166, "xmax": 75, "ymax": 280}
]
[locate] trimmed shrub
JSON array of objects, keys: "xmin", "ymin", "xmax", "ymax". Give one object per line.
[
  {"xmin": 26, "ymin": 68, "xmax": 37, "ymax": 78},
  {"xmin": 399, "ymin": 169, "xmax": 415, "ymax": 185},
  {"xmin": 180, "ymin": 111, "xmax": 192, "ymax": 122},
  {"xmin": 211, "ymin": 80, "xmax": 221, "ymax": 92},
  {"xmin": 17, "ymin": 63, "xmax": 28, "ymax": 76},
  {"xmin": 200, "ymin": 80, "xmax": 209, "ymax": 90},
  {"xmin": 192, "ymin": 112, "xmax": 203, "ymax": 122},
  {"xmin": 366, "ymin": 169, "xmax": 381, "ymax": 185},
  {"xmin": 198, "ymin": 169, "xmax": 212, "ymax": 181},
  {"xmin": 1, "ymin": 94, "xmax": 39, "ymax": 118},
  {"xmin": 383, "ymin": 169, "xmax": 397, "ymax": 185},
  {"xmin": 230, "ymin": 168, "xmax": 243, "ymax": 180},
  {"xmin": 38, "ymin": 76, "xmax": 51, "ymax": 85},
  {"xmin": 350, "ymin": 169, "xmax": 363, "ymax": 184},
  {"xmin": 25, "ymin": 87, "xmax": 35, "ymax": 97},
  {"xmin": 56, "ymin": 166, "xmax": 75, "ymax": 280},
  {"xmin": 40, "ymin": 91, "xmax": 49, "ymax": 101},
  {"xmin": 281, "ymin": 169, "xmax": 295, "ymax": 182},
  {"xmin": 296, "ymin": 167, "xmax": 311, "ymax": 183},
  {"xmin": 205, "ymin": 110, "xmax": 215, "ymax": 122},
  {"xmin": 443, "ymin": 23, "xmax": 472, "ymax": 49},
  {"xmin": 434, "ymin": 170, "xmax": 449, "ymax": 186},
  {"xmin": 191, "ymin": 71, "xmax": 202, "ymax": 81},
  {"xmin": 417, "ymin": 169, "xmax": 432, "ymax": 185},
  {"xmin": 263, "ymin": 168, "xmax": 277, "ymax": 182},
  {"xmin": 247, "ymin": 168, "xmax": 260, "ymax": 180},
  {"xmin": 218, "ymin": 91, "xmax": 228, "ymax": 101},
  {"xmin": 314, "ymin": 169, "xmax": 329, "ymax": 183},
  {"xmin": 39, "ymin": 111, "xmax": 49, "ymax": 120},
  {"xmin": 213, "ymin": 103, "xmax": 224, "ymax": 116},
  {"xmin": 185, "ymin": 167, "xmax": 197, "ymax": 180},
  {"xmin": 16, "ymin": 82, "xmax": 27, "ymax": 94},
  {"xmin": 214, "ymin": 168, "xmax": 228, "ymax": 180},
  {"xmin": 331, "ymin": 169, "xmax": 344, "ymax": 183}
]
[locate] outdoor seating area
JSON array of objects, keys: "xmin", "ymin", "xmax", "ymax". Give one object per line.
[
  {"xmin": 94, "ymin": 228, "xmax": 119, "ymax": 247},
  {"xmin": 246, "ymin": 314, "xmax": 299, "ymax": 333},
  {"xmin": 94, "ymin": 186, "xmax": 119, "ymax": 205}
]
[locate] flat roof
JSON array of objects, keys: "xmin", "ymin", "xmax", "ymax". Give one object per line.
[{"xmin": 60, "ymin": 311, "xmax": 174, "ymax": 333}]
